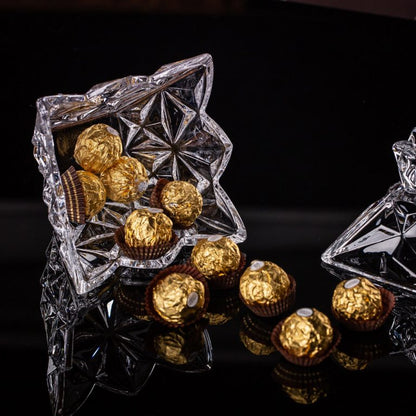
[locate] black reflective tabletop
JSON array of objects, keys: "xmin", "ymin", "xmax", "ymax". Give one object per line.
[{"xmin": 4, "ymin": 209, "xmax": 416, "ymax": 416}]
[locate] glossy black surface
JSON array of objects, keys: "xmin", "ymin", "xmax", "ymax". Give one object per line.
[{"xmin": 3, "ymin": 231, "xmax": 415, "ymax": 415}]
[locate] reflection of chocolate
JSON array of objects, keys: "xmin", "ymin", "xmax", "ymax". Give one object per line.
[
  {"xmin": 272, "ymin": 360, "xmax": 330, "ymax": 405},
  {"xmin": 115, "ymin": 284, "xmax": 150, "ymax": 321},
  {"xmin": 239, "ymin": 312, "xmax": 279, "ymax": 356},
  {"xmin": 145, "ymin": 322, "xmax": 206, "ymax": 367},
  {"xmin": 332, "ymin": 327, "xmax": 393, "ymax": 370},
  {"xmin": 205, "ymin": 288, "xmax": 241, "ymax": 325}
]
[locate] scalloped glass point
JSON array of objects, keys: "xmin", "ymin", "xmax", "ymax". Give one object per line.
[
  {"xmin": 322, "ymin": 128, "xmax": 416, "ymax": 294},
  {"xmin": 33, "ymin": 54, "xmax": 246, "ymax": 294}
]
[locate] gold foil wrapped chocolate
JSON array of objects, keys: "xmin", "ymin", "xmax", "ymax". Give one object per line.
[
  {"xmin": 74, "ymin": 124, "xmax": 123, "ymax": 174},
  {"xmin": 100, "ymin": 156, "xmax": 148, "ymax": 203},
  {"xmin": 160, "ymin": 180, "xmax": 203, "ymax": 227},
  {"xmin": 279, "ymin": 308, "xmax": 334, "ymax": 358},
  {"xmin": 239, "ymin": 260, "xmax": 291, "ymax": 306},
  {"xmin": 77, "ymin": 170, "xmax": 106, "ymax": 218},
  {"xmin": 151, "ymin": 272, "xmax": 206, "ymax": 325},
  {"xmin": 281, "ymin": 385, "xmax": 326, "ymax": 405},
  {"xmin": 124, "ymin": 208, "xmax": 172, "ymax": 247},
  {"xmin": 332, "ymin": 277, "xmax": 382, "ymax": 321},
  {"xmin": 191, "ymin": 235, "xmax": 241, "ymax": 277}
]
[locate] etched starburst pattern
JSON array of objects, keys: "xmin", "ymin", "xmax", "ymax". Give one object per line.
[{"xmin": 33, "ymin": 54, "xmax": 246, "ymax": 294}]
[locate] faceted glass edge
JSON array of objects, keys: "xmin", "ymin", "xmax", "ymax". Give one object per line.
[{"xmin": 321, "ymin": 184, "xmax": 416, "ymax": 295}]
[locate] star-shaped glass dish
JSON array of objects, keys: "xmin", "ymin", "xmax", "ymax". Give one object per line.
[{"xmin": 33, "ymin": 54, "xmax": 246, "ymax": 294}]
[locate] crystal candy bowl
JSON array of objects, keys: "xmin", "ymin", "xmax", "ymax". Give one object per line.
[
  {"xmin": 321, "ymin": 128, "xmax": 416, "ymax": 295},
  {"xmin": 33, "ymin": 54, "xmax": 246, "ymax": 294}
]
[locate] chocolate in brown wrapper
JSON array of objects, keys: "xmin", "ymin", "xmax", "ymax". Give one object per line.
[
  {"xmin": 191, "ymin": 235, "xmax": 241, "ymax": 277},
  {"xmin": 159, "ymin": 180, "xmax": 203, "ymax": 227},
  {"xmin": 332, "ymin": 282, "xmax": 395, "ymax": 332},
  {"xmin": 124, "ymin": 208, "xmax": 173, "ymax": 247},
  {"xmin": 145, "ymin": 265, "xmax": 209, "ymax": 327},
  {"xmin": 239, "ymin": 260, "xmax": 291, "ymax": 306},
  {"xmin": 100, "ymin": 156, "xmax": 148, "ymax": 203},
  {"xmin": 332, "ymin": 277, "xmax": 382, "ymax": 321},
  {"xmin": 279, "ymin": 308, "xmax": 334, "ymax": 358},
  {"xmin": 61, "ymin": 166, "xmax": 86, "ymax": 223},
  {"xmin": 74, "ymin": 123, "xmax": 122, "ymax": 174},
  {"xmin": 239, "ymin": 260, "xmax": 296, "ymax": 317},
  {"xmin": 77, "ymin": 170, "xmax": 106, "ymax": 218}
]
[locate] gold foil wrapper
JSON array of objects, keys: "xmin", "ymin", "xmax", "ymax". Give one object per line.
[
  {"xmin": 279, "ymin": 308, "xmax": 334, "ymax": 358},
  {"xmin": 332, "ymin": 277, "xmax": 382, "ymax": 321},
  {"xmin": 239, "ymin": 261, "xmax": 291, "ymax": 306},
  {"xmin": 281, "ymin": 386, "xmax": 326, "ymax": 405},
  {"xmin": 191, "ymin": 236, "xmax": 241, "ymax": 277},
  {"xmin": 77, "ymin": 170, "xmax": 106, "ymax": 218},
  {"xmin": 332, "ymin": 349, "xmax": 368, "ymax": 371},
  {"xmin": 100, "ymin": 156, "xmax": 148, "ymax": 203},
  {"xmin": 152, "ymin": 272, "xmax": 206, "ymax": 325},
  {"xmin": 239, "ymin": 330, "xmax": 276, "ymax": 356},
  {"xmin": 160, "ymin": 181, "xmax": 203, "ymax": 227},
  {"xmin": 124, "ymin": 208, "xmax": 172, "ymax": 247},
  {"xmin": 74, "ymin": 124, "xmax": 123, "ymax": 174}
]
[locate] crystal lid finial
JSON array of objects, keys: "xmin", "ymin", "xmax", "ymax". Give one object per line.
[{"xmin": 393, "ymin": 128, "xmax": 416, "ymax": 193}]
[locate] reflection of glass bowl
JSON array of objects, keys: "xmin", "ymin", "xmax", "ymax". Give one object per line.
[
  {"xmin": 272, "ymin": 360, "xmax": 330, "ymax": 405},
  {"xmin": 33, "ymin": 53, "xmax": 246, "ymax": 295}
]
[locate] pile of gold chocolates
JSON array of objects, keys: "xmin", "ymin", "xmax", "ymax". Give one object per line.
[{"xmin": 60, "ymin": 122, "xmax": 204, "ymax": 260}]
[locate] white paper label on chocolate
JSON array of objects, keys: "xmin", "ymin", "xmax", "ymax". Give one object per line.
[
  {"xmin": 344, "ymin": 278, "xmax": 360, "ymax": 289},
  {"xmin": 147, "ymin": 207, "xmax": 163, "ymax": 214},
  {"xmin": 107, "ymin": 126, "xmax": 119, "ymax": 136},
  {"xmin": 297, "ymin": 307, "xmax": 313, "ymax": 317},
  {"xmin": 187, "ymin": 292, "xmax": 199, "ymax": 308},
  {"xmin": 207, "ymin": 235, "xmax": 223, "ymax": 242},
  {"xmin": 250, "ymin": 260, "xmax": 265, "ymax": 271}
]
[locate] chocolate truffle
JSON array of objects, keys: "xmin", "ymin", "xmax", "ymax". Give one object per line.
[
  {"xmin": 124, "ymin": 208, "xmax": 172, "ymax": 247},
  {"xmin": 279, "ymin": 308, "xmax": 334, "ymax": 358},
  {"xmin": 74, "ymin": 123, "xmax": 122, "ymax": 174},
  {"xmin": 160, "ymin": 180, "xmax": 203, "ymax": 227},
  {"xmin": 332, "ymin": 277, "xmax": 383, "ymax": 321},
  {"xmin": 101, "ymin": 156, "xmax": 148, "ymax": 203}
]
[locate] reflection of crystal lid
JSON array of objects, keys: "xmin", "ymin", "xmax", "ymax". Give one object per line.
[{"xmin": 33, "ymin": 53, "xmax": 247, "ymax": 294}]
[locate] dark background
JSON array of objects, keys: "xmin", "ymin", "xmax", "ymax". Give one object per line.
[
  {"xmin": 3, "ymin": 1, "xmax": 416, "ymax": 415},
  {"xmin": 4, "ymin": 0, "xmax": 416, "ymax": 210}
]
